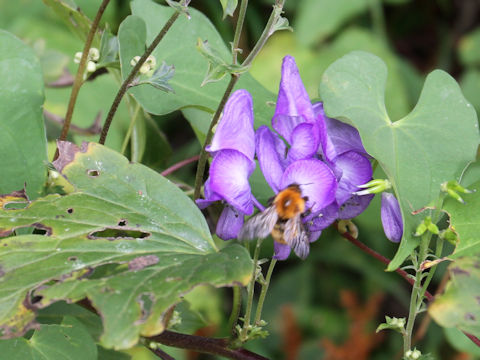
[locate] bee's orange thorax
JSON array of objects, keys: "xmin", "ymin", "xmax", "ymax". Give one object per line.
[{"xmin": 274, "ymin": 185, "xmax": 305, "ymax": 220}]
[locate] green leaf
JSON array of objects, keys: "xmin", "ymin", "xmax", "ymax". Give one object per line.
[
  {"xmin": 124, "ymin": 0, "xmax": 275, "ymax": 128},
  {"xmin": 0, "ymin": 316, "xmax": 97, "ymax": 360},
  {"xmin": 0, "ymin": 30, "xmax": 47, "ymax": 199},
  {"xmin": 219, "ymin": 0, "xmax": 238, "ymax": 18},
  {"xmin": 320, "ymin": 51, "xmax": 479, "ymax": 270},
  {"xmin": 375, "ymin": 316, "xmax": 406, "ymax": 334},
  {"xmin": 139, "ymin": 62, "xmax": 175, "ymax": 93},
  {"xmin": 294, "ymin": 0, "xmax": 368, "ymax": 46},
  {"xmin": 97, "ymin": 29, "xmax": 119, "ymax": 69},
  {"xmin": 459, "ymin": 28, "xmax": 480, "ymax": 67},
  {"xmin": 42, "ymin": 0, "xmax": 100, "ymax": 45},
  {"xmin": 443, "ymin": 180, "xmax": 480, "ymax": 258},
  {"xmin": 429, "ymin": 256, "xmax": 480, "ymax": 337},
  {"xmin": 0, "ymin": 142, "xmax": 253, "ymax": 349}
]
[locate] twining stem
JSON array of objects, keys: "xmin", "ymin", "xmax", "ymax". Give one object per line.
[
  {"xmin": 161, "ymin": 155, "xmax": 200, "ymax": 176},
  {"xmin": 55, "ymin": 0, "xmax": 110, "ymax": 159},
  {"xmin": 232, "ymin": 0, "xmax": 248, "ymax": 64},
  {"xmin": 240, "ymin": 239, "xmax": 263, "ymax": 341},
  {"xmin": 228, "ymin": 286, "xmax": 243, "ymax": 338},
  {"xmin": 254, "ymin": 258, "xmax": 277, "ymax": 325},
  {"xmin": 99, "ymin": 6, "xmax": 182, "ymax": 145},
  {"xmin": 419, "ymin": 237, "xmax": 444, "ymax": 300},
  {"xmin": 193, "ymin": 0, "xmax": 287, "ymax": 199},
  {"xmin": 404, "ymin": 234, "xmax": 430, "ymax": 353}
]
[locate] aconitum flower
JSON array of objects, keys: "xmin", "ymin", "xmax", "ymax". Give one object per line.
[
  {"xmin": 381, "ymin": 192, "xmax": 403, "ymax": 242},
  {"xmin": 196, "ymin": 89, "xmax": 256, "ymax": 240}
]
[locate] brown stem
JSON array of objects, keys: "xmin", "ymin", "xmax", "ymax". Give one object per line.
[
  {"xmin": 44, "ymin": 110, "xmax": 102, "ymax": 136},
  {"xmin": 148, "ymin": 346, "xmax": 176, "ymax": 360},
  {"xmin": 150, "ymin": 330, "xmax": 269, "ymax": 360},
  {"xmin": 161, "ymin": 155, "xmax": 200, "ymax": 176},
  {"xmin": 334, "ymin": 222, "xmax": 433, "ymax": 301},
  {"xmin": 193, "ymin": 75, "xmax": 239, "ymax": 199},
  {"xmin": 55, "ymin": 0, "xmax": 110, "ymax": 159},
  {"xmin": 99, "ymin": 8, "xmax": 181, "ymax": 145},
  {"xmin": 336, "ymin": 222, "xmax": 480, "ymax": 347}
]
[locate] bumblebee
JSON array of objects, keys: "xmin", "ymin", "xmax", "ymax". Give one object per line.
[{"xmin": 238, "ymin": 184, "xmax": 310, "ymax": 259}]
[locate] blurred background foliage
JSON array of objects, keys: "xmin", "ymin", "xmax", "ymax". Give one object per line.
[{"xmin": 1, "ymin": 0, "xmax": 480, "ymax": 358}]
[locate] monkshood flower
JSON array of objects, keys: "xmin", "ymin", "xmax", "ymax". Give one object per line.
[
  {"xmin": 196, "ymin": 89, "xmax": 257, "ymax": 240},
  {"xmin": 381, "ymin": 192, "xmax": 403, "ymax": 242}
]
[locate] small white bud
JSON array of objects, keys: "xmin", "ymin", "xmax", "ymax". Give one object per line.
[
  {"xmin": 89, "ymin": 47, "xmax": 100, "ymax": 61},
  {"xmin": 74, "ymin": 52, "xmax": 82, "ymax": 64},
  {"xmin": 130, "ymin": 56, "xmax": 141, "ymax": 67},
  {"xmin": 146, "ymin": 55, "xmax": 157, "ymax": 68},
  {"xmin": 139, "ymin": 63, "xmax": 150, "ymax": 74},
  {"xmin": 86, "ymin": 60, "xmax": 97, "ymax": 73}
]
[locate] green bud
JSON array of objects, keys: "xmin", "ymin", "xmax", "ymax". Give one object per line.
[
  {"xmin": 415, "ymin": 222, "xmax": 427, "ymax": 237},
  {"xmin": 439, "ymin": 227, "xmax": 458, "ymax": 245},
  {"xmin": 355, "ymin": 179, "xmax": 391, "ymax": 196},
  {"xmin": 441, "ymin": 180, "xmax": 475, "ymax": 203}
]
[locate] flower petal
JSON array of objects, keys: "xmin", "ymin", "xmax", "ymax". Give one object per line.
[
  {"xmin": 332, "ymin": 151, "xmax": 372, "ymax": 205},
  {"xmin": 195, "ymin": 178, "xmax": 222, "ymax": 209},
  {"xmin": 216, "ymin": 205, "xmax": 244, "ymax": 240},
  {"xmin": 337, "ymin": 194, "xmax": 374, "ymax": 219},
  {"xmin": 207, "ymin": 89, "xmax": 255, "ymax": 160},
  {"xmin": 280, "ymin": 159, "xmax": 337, "ymax": 213},
  {"xmin": 273, "ymin": 241, "xmax": 291, "ymax": 260},
  {"xmin": 309, "ymin": 230, "xmax": 322, "ymax": 243},
  {"xmin": 381, "ymin": 192, "xmax": 403, "ymax": 243},
  {"xmin": 209, "ymin": 150, "xmax": 255, "ymax": 215},
  {"xmin": 306, "ymin": 202, "xmax": 339, "ymax": 231},
  {"xmin": 313, "ymin": 102, "xmax": 367, "ymax": 161},
  {"xmin": 272, "ymin": 56, "xmax": 315, "ymax": 142},
  {"xmin": 255, "ymin": 125, "xmax": 287, "ymax": 193},
  {"xmin": 286, "ymin": 123, "xmax": 320, "ymax": 163}
]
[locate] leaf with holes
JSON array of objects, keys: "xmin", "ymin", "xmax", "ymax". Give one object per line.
[
  {"xmin": 429, "ymin": 256, "xmax": 480, "ymax": 337},
  {"xmin": 0, "ymin": 141, "xmax": 252, "ymax": 349},
  {"xmin": 320, "ymin": 51, "xmax": 479, "ymax": 270}
]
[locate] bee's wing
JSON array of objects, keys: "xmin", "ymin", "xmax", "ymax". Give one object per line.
[
  {"xmin": 284, "ymin": 216, "xmax": 310, "ymax": 259},
  {"xmin": 238, "ymin": 206, "xmax": 278, "ymax": 241}
]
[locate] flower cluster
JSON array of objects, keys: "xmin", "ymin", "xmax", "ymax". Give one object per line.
[{"xmin": 197, "ymin": 55, "xmax": 402, "ymax": 259}]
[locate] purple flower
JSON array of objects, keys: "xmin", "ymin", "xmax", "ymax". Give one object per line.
[
  {"xmin": 196, "ymin": 90, "xmax": 256, "ymax": 240},
  {"xmin": 381, "ymin": 192, "xmax": 403, "ymax": 242}
]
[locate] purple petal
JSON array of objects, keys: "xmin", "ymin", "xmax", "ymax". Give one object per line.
[
  {"xmin": 272, "ymin": 56, "xmax": 315, "ymax": 142},
  {"xmin": 286, "ymin": 123, "xmax": 320, "ymax": 163},
  {"xmin": 207, "ymin": 89, "xmax": 255, "ymax": 160},
  {"xmin": 196, "ymin": 178, "xmax": 221, "ymax": 209},
  {"xmin": 332, "ymin": 151, "xmax": 372, "ymax": 205},
  {"xmin": 381, "ymin": 192, "xmax": 403, "ymax": 243},
  {"xmin": 255, "ymin": 125, "xmax": 287, "ymax": 193},
  {"xmin": 216, "ymin": 205, "xmax": 244, "ymax": 240},
  {"xmin": 337, "ymin": 194, "xmax": 374, "ymax": 219},
  {"xmin": 209, "ymin": 150, "xmax": 255, "ymax": 215},
  {"xmin": 306, "ymin": 202, "xmax": 339, "ymax": 231},
  {"xmin": 308, "ymin": 230, "xmax": 322, "ymax": 243},
  {"xmin": 273, "ymin": 241, "xmax": 291, "ymax": 260},
  {"xmin": 280, "ymin": 159, "xmax": 337, "ymax": 213},
  {"xmin": 313, "ymin": 102, "xmax": 367, "ymax": 161}
]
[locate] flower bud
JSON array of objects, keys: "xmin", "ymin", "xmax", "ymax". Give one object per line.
[
  {"xmin": 88, "ymin": 47, "xmax": 100, "ymax": 61},
  {"xmin": 86, "ymin": 60, "xmax": 97, "ymax": 73},
  {"xmin": 381, "ymin": 193, "xmax": 403, "ymax": 242},
  {"xmin": 74, "ymin": 51, "xmax": 82, "ymax": 64},
  {"xmin": 355, "ymin": 178, "xmax": 391, "ymax": 196}
]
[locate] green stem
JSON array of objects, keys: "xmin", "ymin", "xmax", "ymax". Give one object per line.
[
  {"xmin": 254, "ymin": 258, "xmax": 276, "ymax": 325},
  {"xmin": 121, "ymin": 101, "xmax": 141, "ymax": 155},
  {"xmin": 404, "ymin": 234, "xmax": 430, "ymax": 353},
  {"xmin": 419, "ymin": 237, "xmax": 444, "ymax": 301},
  {"xmin": 55, "ymin": 0, "xmax": 110, "ymax": 159},
  {"xmin": 99, "ymin": 5, "xmax": 183, "ymax": 145},
  {"xmin": 193, "ymin": 75, "xmax": 239, "ymax": 199},
  {"xmin": 243, "ymin": 0, "xmax": 286, "ymax": 67},
  {"xmin": 232, "ymin": 0, "xmax": 248, "ymax": 64},
  {"xmin": 228, "ymin": 286, "xmax": 242, "ymax": 338},
  {"xmin": 368, "ymin": 0, "xmax": 388, "ymax": 46},
  {"xmin": 193, "ymin": 0, "xmax": 287, "ymax": 199},
  {"xmin": 240, "ymin": 239, "xmax": 262, "ymax": 342}
]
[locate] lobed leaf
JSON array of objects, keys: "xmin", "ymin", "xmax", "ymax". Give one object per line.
[
  {"xmin": 0, "ymin": 142, "xmax": 252, "ymax": 349},
  {"xmin": 320, "ymin": 51, "xmax": 479, "ymax": 270}
]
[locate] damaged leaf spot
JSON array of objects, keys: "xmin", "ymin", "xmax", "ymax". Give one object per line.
[
  {"xmin": 31, "ymin": 223, "xmax": 52, "ymax": 236},
  {"xmin": 67, "ymin": 208, "xmax": 74, "ymax": 214},
  {"xmin": 451, "ymin": 267, "xmax": 470, "ymax": 276},
  {"xmin": 87, "ymin": 169, "xmax": 100, "ymax": 177},
  {"xmin": 88, "ymin": 228, "xmax": 150, "ymax": 240},
  {"xmin": 67, "ymin": 256, "xmax": 78, "ymax": 262},
  {"xmin": 128, "ymin": 255, "xmax": 159, "ymax": 271},
  {"xmin": 118, "ymin": 219, "xmax": 127, "ymax": 227},
  {"xmin": 135, "ymin": 292, "xmax": 155, "ymax": 325},
  {"xmin": 465, "ymin": 312, "xmax": 476, "ymax": 321}
]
